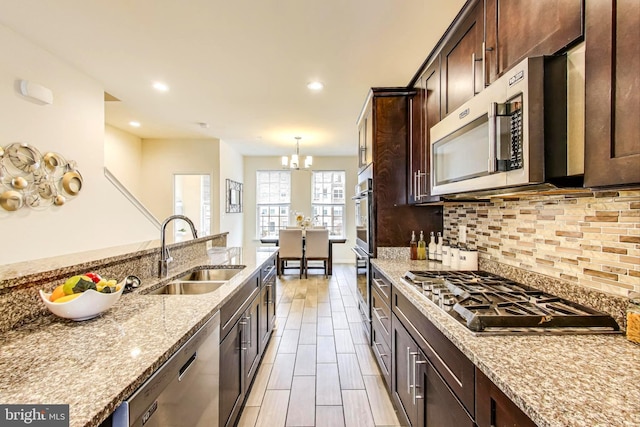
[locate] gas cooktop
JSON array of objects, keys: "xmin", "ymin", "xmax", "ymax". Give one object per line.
[{"xmin": 401, "ymin": 270, "xmax": 620, "ymax": 335}]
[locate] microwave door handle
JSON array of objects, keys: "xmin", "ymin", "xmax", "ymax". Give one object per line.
[{"xmin": 488, "ymin": 102, "xmax": 497, "ymax": 173}]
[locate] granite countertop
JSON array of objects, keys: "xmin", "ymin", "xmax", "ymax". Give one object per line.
[
  {"xmin": 372, "ymin": 258, "xmax": 640, "ymax": 427},
  {"xmin": 0, "ymin": 246, "xmax": 278, "ymax": 427}
]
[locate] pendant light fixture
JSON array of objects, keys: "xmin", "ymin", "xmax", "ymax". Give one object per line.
[{"xmin": 282, "ymin": 136, "xmax": 312, "ymax": 169}]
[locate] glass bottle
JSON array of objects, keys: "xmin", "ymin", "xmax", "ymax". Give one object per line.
[
  {"xmin": 428, "ymin": 231, "xmax": 437, "ymax": 260},
  {"xmin": 436, "ymin": 231, "xmax": 443, "ymax": 261},
  {"xmin": 409, "ymin": 231, "xmax": 418, "ymax": 260},
  {"xmin": 417, "ymin": 231, "xmax": 427, "ymax": 260}
]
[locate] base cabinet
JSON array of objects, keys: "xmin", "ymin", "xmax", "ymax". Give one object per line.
[
  {"xmin": 476, "ymin": 368, "xmax": 537, "ymax": 427},
  {"xmin": 219, "ymin": 319, "xmax": 243, "ymax": 427}
]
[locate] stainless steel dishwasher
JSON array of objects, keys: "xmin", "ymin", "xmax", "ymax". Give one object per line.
[{"xmin": 113, "ymin": 312, "xmax": 220, "ymax": 427}]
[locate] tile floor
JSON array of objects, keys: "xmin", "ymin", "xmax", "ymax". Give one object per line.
[{"xmin": 237, "ymin": 264, "xmax": 402, "ymax": 427}]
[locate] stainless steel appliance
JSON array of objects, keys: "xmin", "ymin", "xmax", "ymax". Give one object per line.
[
  {"xmin": 401, "ymin": 271, "xmax": 620, "ymax": 336},
  {"xmin": 113, "ymin": 312, "xmax": 220, "ymax": 427},
  {"xmin": 430, "ymin": 55, "xmax": 582, "ymax": 197},
  {"xmin": 352, "ymin": 165, "xmax": 374, "ymax": 340}
]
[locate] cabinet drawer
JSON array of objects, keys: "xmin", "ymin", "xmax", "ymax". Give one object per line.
[
  {"xmin": 371, "ymin": 267, "xmax": 391, "ymax": 304},
  {"xmin": 221, "ymin": 273, "xmax": 260, "ymax": 341},
  {"xmin": 371, "ymin": 286, "xmax": 391, "ymax": 346},
  {"xmin": 392, "ymin": 287, "xmax": 475, "ymax": 416},
  {"xmin": 371, "ymin": 321, "xmax": 391, "ymax": 388}
]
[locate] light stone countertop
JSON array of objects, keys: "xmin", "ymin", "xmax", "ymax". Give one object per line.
[
  {"xmin": 0, "ymin": 246, "xmax": 278, "ymax": 427},
  {"xmin": 372, "ymin": 258, "xmax": 640, "ymax": 427}
]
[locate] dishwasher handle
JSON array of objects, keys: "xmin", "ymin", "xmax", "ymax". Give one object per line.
[{"xmin": 178, "ymin": 352, "xmax": 197, "ymax": 381}]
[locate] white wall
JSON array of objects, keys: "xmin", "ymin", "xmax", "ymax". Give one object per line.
[
  {"xmin": 219, "ymin": 140, "xmax": 244, "ymax": 247},
  {"xmin": 140, "ymin": 138, "xmax": 220, "ymax": 238},
  {"xmin": 104, "ymin": 124, "xmax": 143, "ymax": 198},
  {"xmin": 0, "ymin": 24, "xmax": 158, "ymax": 265},
  {"xmin": 243, "ymin": 156, "xmax": 358, "ymax": 263}
]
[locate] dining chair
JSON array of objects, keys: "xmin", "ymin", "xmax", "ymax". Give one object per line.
[
  {"xmin": 303, "ymin": 229, "xmax": 329, "ymax": 278},
  {"xmin": 278, "ymin": 228, "xmax": 304, "ymax": 278}
]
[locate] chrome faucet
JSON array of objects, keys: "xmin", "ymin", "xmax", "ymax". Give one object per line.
[{"xmin": 159, "ymin": 215, "xmax": 198, "ymax": 278}]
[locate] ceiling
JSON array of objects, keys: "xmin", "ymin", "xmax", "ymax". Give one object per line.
[{"xmin": 0, "ymin": 0, "xmax": 465, "ymax": 156}]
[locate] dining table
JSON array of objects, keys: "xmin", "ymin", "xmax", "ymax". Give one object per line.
[{"xmin": 259, "ymin": 235, "xmax": 347, "ymax": 276}]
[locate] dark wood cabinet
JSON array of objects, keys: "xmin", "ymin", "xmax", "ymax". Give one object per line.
[
  {"xmin": 485, "ymin": 0, "xmax": 583, "ymax": 84},
  {"xmin": 243, "ymin": 297, "xmax": 261, "ymax": 386},
  {"xmin": 259, "ymin": 257, "xmax": 277, "ymax": 352},
  {"xmin": 476, "ymin": 368, "xmax": 536, "ymax": 427},
  {"xmin": 441, "ymin": 0, "xmax": 484, "ymax": 117},
  {"xmin": 392, "ymin": 314, "xmax": 474, "ymax": 427},
  {"xmin": 219, "ymin": 318, "xmax": 243, "ymax": 427},
  {"xmin": 584, "ymin": 0, "xmax": 640, "ymax": 188},
  {"xmin": 358, "ymin": 88, "xmax": 443, "ymax": 250},
  {"xmin": 409, "ymin": 58, "xmax": 441, "ymax": 204}
]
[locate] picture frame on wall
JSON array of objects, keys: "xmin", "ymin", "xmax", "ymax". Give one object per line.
[{"xmin": 225, "ymin": 179, "xmax": 243, "ymax": 213}]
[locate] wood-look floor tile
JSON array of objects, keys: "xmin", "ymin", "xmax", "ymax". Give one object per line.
[
  {"xmin": 332, "ymin": 311, "xmax": 349, "ymax": 330},
  {"xmin": 304, "ymin": 295, "xmax": 318, "ymax": 308},
  {"xmin": 290, "ymin": 299, "xmax": 305, "ymax": 313},
  {"xmin": 238, "ymin": 405, "xmax": 260, "ymax": 427},
  {"xmin": 349, "ymin": 322, "xmax": 369, "ymax": 345},
  {"xmin": 342, "ymin": 390, "xmax": 375, "ymax": 427},
  {"xmin": 302, "ymin": 307, "xmax": 317, "ymax": 323},
  {"xmin": 285, "ymin": 376, "xmax": 316, "ymax": 426},
  {"xmin": 293, "ymin": 285, "xmax": 308, "ymax": 300},
  {"xmin": 278, "ymin": 329, "xmax": 300, "ymax": 354},
  {"xmin": 334, "ymin": 329, "xmax": 356, "ymax": 354},
  {"xmin": 315, "ymin": 406, "xmax": 345, "ymax": 427},
  {"xmin": 268, "ymin": 353, "xmax": 296, "ymax": 389},
  {"xmin": 331, "ymin": 299, "xmax": 345, "ymax": 313},
  {"xmin": 317, "ymin": 316, "xmax": 334, "ymax": 336},
  {"xmin": 316, "ymin": 364, "xmax": 342, "ymax": 405},
  {"xmin": 363, "ymin": 375, "xmax": 401, "ymax": 426},
  {"xmin": 275, "ymin": 318, "xmax": 287, "ymax": 336},
  {"xmin": 342, "ymin": 294, "xmax": 357, "ymax": 307},
  {"xmin": 345, "ymin": 306, "xmax": 362, "ymax": 323},
  {"xmin": 337, "ymin": 353, "xmax": 365, "ymax": 389},
  {"xmin": 285, "ymin": 311, "xmax": 302, "ymax": 330},
  {"xmin": 255, "ymin": 390, "xmax": 290, "ymax": 427},
  {"xmin": 355, "ymin": 344, "xmax": 380, "ymax": 376},
  {"xmin": 246, "ymin": 362, "xmax": 274, "ymax": 406},
  {"xmin": 277, "ymin": 302, "xmax": 292, "ymax": 317},
  {"xmin": 262, "ymin": 335, "xmax": 281, "ymax": 364},
  {"xmin": 316, "ymin": 336, "xmax": 337, "ymax": 363},
  {"xmin": 317, "ymin": 302, "xmax": 332, "ymax": 317},
  {"xmin": 298, "ymin": 322, "xmax": 317, "ymax": 345},
  {"xmin": 294, "ymin": 344, "xmax": 316, "ymax": 376}
]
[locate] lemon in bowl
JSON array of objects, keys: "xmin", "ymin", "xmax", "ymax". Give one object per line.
[{"xmin": 40, "ymin": 276, "xmax": 125, "ymax": 321}]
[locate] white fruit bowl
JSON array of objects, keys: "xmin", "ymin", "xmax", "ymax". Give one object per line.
[{"xmin": 39, "ymin": 282, "xmax": 125, "ymax": 321}]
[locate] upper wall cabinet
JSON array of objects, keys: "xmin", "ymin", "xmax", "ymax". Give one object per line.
[
  {"xmin": 441, "ymin": 0, "xmax": 485, "ymax": 117},
  {"xmin": 584, "ymin": 0, "xmax": 640, "ymax": 188},
  {"xmin": 357, "ymin": 100, "xmax": 374, "ymax": 171},
  {"xmin": 484, "ymin": 0, "xmax": 583, "ymax": 84}
]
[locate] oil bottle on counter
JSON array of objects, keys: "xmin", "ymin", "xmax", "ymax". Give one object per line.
[
  {"xmin": 436, "ymin": 231, "xmax": 443, "ymax": 261},
  {"xmin": 410, "ymin": 231, "xmax": 418, "ymax": 260},
  {"xmin": 428, "ymin": 231, "xmax": 437, "ymax": 260},
  {"xmin": 417, "ymin": 231, "xmax": 427, "ymax": 260}
]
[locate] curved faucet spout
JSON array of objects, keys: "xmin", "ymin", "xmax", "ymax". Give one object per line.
[{"xmin": 159, "ymin": 215, "xmax": 199, "ymax": 278}]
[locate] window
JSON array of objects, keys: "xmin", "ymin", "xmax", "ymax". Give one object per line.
[
  {"xmin": 257, "ymin": 171, "xmax": 291, "ymax": 237},
  {"xmin": 312, "ymin": 171, "xmax": 345, "ymax": 236}
]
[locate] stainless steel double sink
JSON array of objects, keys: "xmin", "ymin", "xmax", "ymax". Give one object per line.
[{"xmin": 149, "ymin": 266, "xmax": 245, "ymax": 295}]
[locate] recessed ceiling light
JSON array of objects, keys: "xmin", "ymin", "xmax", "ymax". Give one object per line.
[
  {"xmin": 129, "ymin": 121, "xmax": 141, "ymax": 127},
  {"xmin": 152, "ymin": 81, "xmax": 169, "ymax": 92},
  {"xmin": 307, "ymin": 81, "xmax": 324, "ymax": 91}
]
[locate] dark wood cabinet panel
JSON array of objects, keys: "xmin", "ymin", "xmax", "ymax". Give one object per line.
[
  {"xmin": 476, "ymin": 368, "xmax": 537, "ymax": 427},
  {"xmin": 243, "ymin": 298, "xmax": 261, "ymax": 386},
  {"xmin": 423, "ymin": 357, "xmax": 475, "ymax": 427},
  {"xmin": 584, "ymin": 0, "xmax": 640, "ymax": 187},
  {"xmin": 219, "ymin": 322, "xmax": 243, "ymax": 427},
  {"xmin": 441, "ymin": 0, "xmax": 484, "ymax": 116},
  {"xmin": 485, "ymin": 0, "xmax": 583, "ymax": 84},
  {"xmin": 391, "ymin": 316, "xmax": 419, "ymax": 426}
]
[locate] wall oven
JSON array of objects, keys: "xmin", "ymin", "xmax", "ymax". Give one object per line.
[
  {"xmin": 352, "ymin": 165, "xmax": 374, "ymax": 340},
  {"xmin": 430, "ymin": 55, "xmax": 580, "ymax": 196}
]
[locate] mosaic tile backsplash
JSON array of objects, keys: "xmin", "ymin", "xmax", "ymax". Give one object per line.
[{"xmin": 444, "ymin": 190, "xmax": 640, "ymax": 298}]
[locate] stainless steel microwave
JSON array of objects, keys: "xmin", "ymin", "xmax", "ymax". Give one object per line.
[{"xmin": 430, "ymin": 55, "xmax": 580, "ymax": 196}]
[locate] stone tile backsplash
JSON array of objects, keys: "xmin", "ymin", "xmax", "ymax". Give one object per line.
[{"xmin": 444, "ymin": 190, "xmax": 640, "ymax": 298}]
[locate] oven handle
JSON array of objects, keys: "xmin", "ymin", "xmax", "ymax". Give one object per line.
[
  {"xmin": 351, "ymin": 247, "xmax": 367, "ymax": 260},
  {"xmin": 488, "ymin": 102, "xmax": 497, "ymax": 174}
]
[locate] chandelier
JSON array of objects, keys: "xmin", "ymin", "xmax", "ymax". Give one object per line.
[{"xmin": 282, "ymin": 136, "xmax": 312, "ymax": 170}]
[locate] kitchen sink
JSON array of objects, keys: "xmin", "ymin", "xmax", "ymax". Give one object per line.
[
  {"xmin": 148, "ymin": 281, "xmax": 228, "ymax": 295},
  {"xmin": 175, "ymin": 266, "xmax": 245, "ymax": 282},
  {"xmin": 148, "ymin": 266, "xmax": 246, "ymax": 295}
]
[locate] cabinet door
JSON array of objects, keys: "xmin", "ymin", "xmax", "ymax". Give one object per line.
[
  {"xmin": 584, "ymin": 0, "xmax": 640, "ymax": 187},
  {"xmin": 420, "ymin": 352, "xmax": 475, "ymax": 427},
  {"xmin": 259, "ymin": 287, "xmax": 269, "ymax": 353},
  {"xmin": 408, "ymin": 75, "xmax": 425, "ymax": 204},
  {"xmin": 219, "ymin": 322, "xmax": 243, "ymax": 427},
  {"xmin": 441, "ymin": 0, "xmax": 484, "ymax": 117},
  {"xmin": 391, "ymin": 317, "xmax": 419, "ymax": 426},
  {"xmin": 358, "ymin": 103, "xmax": 374, "ymax": 170},
  {"xmin": 244, "ymin": 298, "xmax": 261, "ymax": 386},
  {"xmin": 476, "ymin": 368, "xmax": 536, "ymax": 427},
  {"xmin": 485, "ymin": 0, "xmax": 583, "ymax": 84}
]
